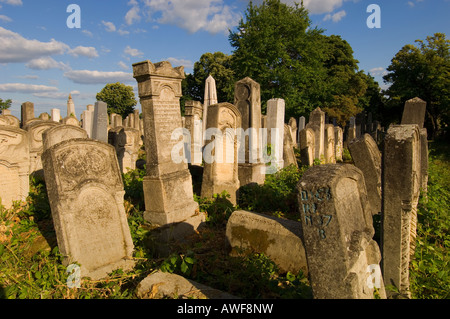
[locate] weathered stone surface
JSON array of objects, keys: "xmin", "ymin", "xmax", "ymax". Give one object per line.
[
  {"xmin": 92, "ymin": 101, "xmax": 108, "ymax": 143},
  {"xmin": 234, "ymin": 77, "xmax": 265, "ymax": 186},
  {"xmin": 401, "ymin": 97, "xmax": 427, "ymax": 129},
  {"xmin": 226, "ymin": 210, "xmax": 308, "ymax": 275},
  {"xmin": 334, "ymin": 126, "xmax": 343, "ymax": 162},
  {"xmin": 108, "ymin": 127, "xmax": 141, "ymax": 173},
  {"xmin": 51, "ymin": 109, "xmax": 61, "ymax": 123},
  {"xmin": 382, "ymin": 124, "xmax": 421, "ymax": 298},
  {"xmin": 21, "ymin": 102, "xmax": 35, "ymax": 127},
  {"xmin": 283, "ymin": 124, "xmax": 298, "ymax": 168},
  {"xmin": 266, "ymin": 99, "xmax": 285, "ymax": 171},
  {"xmin": 324, "ymin": 124, "xmax": 336, "ymax": 164},
  {"xmin": 133, "ymin": 60, "xmax": 199, "ymax": 228},
  {"xmin": 63, "ymin": 116, "xmax": 80, "ymax": 127},
  {"xmin": 306, "ymin": 108, "xmax": 325, "ymax": 163},
  {"xmin": 288, "ymin": 117, "xmax": 297, "ymax": 146},
  {"xmin": 184, "ymin": 100, "xmax": 203, "ymax": 165},
  {"xmin": 24, "ymin": 120, "xmax": 60, "ymax": 175},
  {"xmin": 42, "ymin": 125, "xmax": 88, "ymax": 151},
  {"xmin": 297, "ymin": 164, "xmax": 386, "ymax": 299},
  {"xmin": 202, "ymin": 75, "xmax": 218, "ymax": 139},
  {"xmin": 41, "ymin": 138, "xmax": 135, "ymax": 280},
  {"xmin": 0, "ymin": 126, "xmax": 30, "ymax": 209},
  {"xmin": 348, "ymin": 134, "xmax": 382, "ymax": 215},
  {"xmin": 0, "ymin": 114, "xmax": 20, "ymax": 127},
  {"xmin": 299, "ymin": 128, "xmax": 315, "ymax": 166},
  {"xmin": 201, "ymin": 102, "xmax": 241, "ymax": 205},
  {"xmin": 137, "ymin": 271, "xmax": 238, "ymax": 299}
]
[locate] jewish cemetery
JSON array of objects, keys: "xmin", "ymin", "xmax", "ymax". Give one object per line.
[{"xmin": 0, "ymin": 0, "xmax": 448, "ymax": 301}]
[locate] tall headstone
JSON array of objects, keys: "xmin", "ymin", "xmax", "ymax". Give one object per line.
[
  {"xmin": 202, "ymin": 75, "xmax": 218, "ymax": 139},
  {"xmin": 51, "ymin": 109, "xmax": 61, "ymax": 123},
  {"xmin": 92, "ymin": 101, "xmax": 108, "ymax": 143},
  {"xmin": 108, "ymin": 127, "xmax": 141, "ymax": 173},
  {"xmin": 0, "ymin": 126, "xmax": 30, "ymax": 209},
  {"xmin": 283, "ymin": 124, "xmax": 298, "ymax": 168},
  {"xmin": 334, "ymin": 126, "xmax": 344, "ymax": 162},
  {"xmin": 298, "ymin": 116, "xmax": 306, "ymax": 147},
  {"xmin": 299, "ymin": 128, "xmax": 315, "ymax": 166},
  {"xmin": 324, "ymin": 124, "xmax": 336, "ymax": 164},
  {"xmin": 201, "ymin": 102, "xmax": 241, "ymax": 205},
  {"xmin": 82, "ymin": 109, "xmax": 94, "ymax": 138},
  {"xmin": 348, "ymin": 134, "xmax": 382, "ymax": 215},
  {"xmin": 133, "ymin": 60, "xmax": 201, "ymax": 231},
  {"xmin": 21, "ymin": 102, "xmax": 35, "ymax": 128},
  {"xmin": 401, "ymin": 97, "xmax": 427, "ymax": 129},
  {"xmin": 347, "ymin": 117, "xmax": 357, "ymax": 143},
  {"xmin": 234, "ymin": 77, "xmax": 265, "ymax": 185},
  {"xmin": 67, "ymin": 94, "xmax": 76, "ymax": 118},
  {"xmin": 42, "ymin": 138, "xmax": 135, "ymax": 280},
  {"xmin": 306, "ymin": 108, "xmax": 325, "ymax": 164},
  {"xmin": 382, "ymin": 125, "xmax": 421, "ymax": 298},
  {"xmin": 288, "ymin": 117, "xmax": 298, "ymax": 146},
  {"xmin": 184, "ymin": 100, "xmax": 203, "ymax": 165},
  {"xmin": 297, "ymin": 164, "xmax": 386, "ymax": 299},
  {"xmin": 266, "ymin": 99, "xmax": 285, "ymax": 171}
]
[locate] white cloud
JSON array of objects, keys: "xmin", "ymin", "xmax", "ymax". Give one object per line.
[
  {"xmin": 125, "ymin": 3, "xmax": 141, "ymax": 25},
  {"xmin": 369, "ymin": 67, "xmax": 388, "ymax": 76},
  {"xmin": 25, "ymin": 56, "xmax": 70, "ymax": 71},
  {"xmin": 102, "ymin": 20, "xmax": 116, "ymax": 32},
  {"xmin": 0, "ymin": 83, "xmax": 58, "ymax": 93},
  {"xmin": 323, "ymin": 10, "xmax": 346, "ymax": 22},
  {"xmin": 0, "ymin": 27, "xmax": 69, "ymax": 63},
  {"xmin": 0, "ymin": 14, "xmax": 12, "ymax": 22},
  {"xmin": 69, "ymin": 46, "xmax": 99, "ymax": 58},
  {"xmin": 166, "ymin": 57, "xmax": 193, "ymax": 70},
  {"xmin": 0, "ymin": 0, "xmax": 22, "ymax": 6},
  {"xmin": 118, "ymin": 28, "xmax": 130, "ymax": 36},
  {"xmin": 64, "ymin": 70, "xmax": 134, "ymax": 84},
  {"xmin": 118, "ymin": 61, "xmax": 129, "ymax": 70},
  {"xmin": 82, "ymin": 29, "xmax": 94, "ymax": 37},
  {"xmin": 124, "ymin": 45, "xmax": 143, "ymax": 57},
  {"xmin": 16, "ymin": 74, "xmax": 39, "ymax": 80},
  {"xmin": 143, "ymin": 0, "xmax": 241, "ymax": 34}
]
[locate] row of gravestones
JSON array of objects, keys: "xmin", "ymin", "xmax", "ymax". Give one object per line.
[{"xmin": 1, "ymin": 57, "xmax": 428, "ymax": 298}]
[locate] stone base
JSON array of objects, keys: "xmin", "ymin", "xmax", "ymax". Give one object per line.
[
  {"xmin": 238, "ymin": 163, "xmax": 265, "ymax": 187},
  {"xmin": 200, "ymin": 180, "xmax": 239, "ymax": 206},
  {"xmin": 143, "ymin": 169, "xmax": 199, "ymax": 226}
]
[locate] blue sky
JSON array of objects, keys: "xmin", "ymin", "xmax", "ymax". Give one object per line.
[{"xmin": 0, "ymin": 0, "xmax": 449, "ymax": 119}]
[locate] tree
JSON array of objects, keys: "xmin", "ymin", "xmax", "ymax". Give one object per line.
[
  {"xmin": 96, "ymin": 82, "xmax": 137, "ymax": 118},
  {"xmin": 184, "ymin": 52, "xmax": 235, "ymax": 104},
  {"xmin": 383, "ymin": 33, "xmax": 450, "ymax": 138},
  {"xmin": 228, "ymin": 0, "xmax": 367, "ymax": 123},
  {"xmin": 0, "ymin": 98, "xmax": 12, "ymax": 112}
]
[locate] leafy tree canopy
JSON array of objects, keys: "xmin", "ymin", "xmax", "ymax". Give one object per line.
[
  {"xmin": 383, "ymin": 33, "xmax": 450, "ymax": 138},
  {"xmin": 96, "ymin": 82, "xmax": 137, "ymax": 118},
  {"xmin": 0, "ymin": 98, "xmax": 12, "ymax": 111}
]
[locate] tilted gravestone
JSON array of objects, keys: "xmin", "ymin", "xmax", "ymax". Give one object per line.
[
  {"xmin": 297, "ymin": 164, "xmax": 386, "ymax": 299},
  {"xmin": 41, "ymin": 138, "xmax": 135, "ymax": 280},
  {"xmin": 348, "ymin": 134, "xmax": 382, "ymax": 215},
  {"xmin": 132, "ymin": 60, "xmax": 201, "ymax": 232},
  {"xmin": 42, "ymin": 125, "xmax": 88, "ymax": 151},
  {"xmin": 382, "ymin": 124, "xmax": 421, "ymax": 298},
  {"xmin": 0, "ymin": 126, "xmax": 30, "ymax": 209},
  {"xmin": 201, "ymin": 102, "xmax": 241, "ymax": 205}
]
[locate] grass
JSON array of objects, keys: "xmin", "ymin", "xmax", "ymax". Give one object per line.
[{"xmin": 0, "ymin": 141, "xmax": 448, "ymax": 299}]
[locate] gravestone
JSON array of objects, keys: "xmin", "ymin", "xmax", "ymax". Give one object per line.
[
  {"xmin": 299, "ymin": 128, "xmax": 315, "ymax": 166},
  {"xmin": 266, "ymin": 99, "xmax": 285, "ymax": 171},
  {"xmin": 283, "ymin": 124, "xmax": 298, "ymax": 168},
  {"xmin": 419, "ymin": 128, "xmax": 428, "ymax": 192},
  {"xmin": 42, "ymin": 125, "xmax": 88, "ymax": 151},
  {"xmin": 21, "ymin": 102, "xmax": 35, "ymax": 127},
  {"xmin": 108, "ymin": 127, "xmax": 141, "ymax": 173},
  {"xmin": 306, "ymin": 108, "xmax": 325, "ymax": 164},
  {"xmin": 347, "ymin": 116, "xmax": 356, "ymax": 143},
  {"xmin": 334, "ymin": 126, "xmax": 344, "ymax": 162},
  {"xmin": 92, "ymin": 101, "xmax": 108, "ymax": 143},
  {"xmin": 133, "ymin": 60, "xmax": 201, "ymax": 233},
  {"xmin": 0, "ymin": 114, "xmax": 20, "ymax": 127},
  {"xmin": 67, "ymin": 94, "xmax": 76, "ymax": 118},
  {"xmin": 63, "ymin": 116, "xmax": 79, "ymax": 127},
  {"xmin": 297, "ymin": 164, "xmax": 386, "ymax": 299},
  {"xmin": 348, "ymin": 134, "xmax": 382, "ymax": 215},
  {"xmin": 203, "ymin": 75, "xmax": 218, "ymax": 140},
  {"xmin": 82, "ymin": 109, "xmax": 94, "ymax": 138},
  {"xmin": 382, "ymin": 125, "xmax": 421, "ymax": 298},
  {"xmin": 39, "ymin": 113, "xmax": 50, "ymax": 121},
  {"xmin": 288, "ymin": 117, "xmax": 297, "ymax": 146},
  {"xmin": 51, "ymin": 109, "xmax": 61, "ymax": 123},
  {"xmin": 184, "ymin": 100, "xmax": 203, "ymax": 165},
  {"xmin": 324, "ymin": 124, "xmax": 336, "ymax": 164},
  {"xmin": 133, "ymin": 109, "xmax": 140, "ymax": 131},
  {"xmin": 201, "ymin": 102, "xmax": 241, "ymax": 205},
  {"xmin": 0, "ymin": 126, "xmax": 30, "ymax": 209},
  {"xmin": 234, "ymin": 77, "xmax": 265, "ymax": 185},
  {"xmin": 401, "ymin": 97, "xmax": 427, "ymax": 129},
  {"xmin": 41, "ymin": 138, "xmax": 135, "ymax": 280},
  {"xmin": 24, "ymin": 120, "xmax": 60, "ymax": 175},
  {"xmin": 226, "ymin": 210, "xmax": 308, "ymax": 275},
  {"xmin": 298, "ymin": 116, "xmax": 306, "ymax": 147}
]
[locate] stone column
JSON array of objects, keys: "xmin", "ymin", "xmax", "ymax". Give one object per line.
[
  {"xmin": 92, "ymin": 101, "xmax": 108, "ymax": 143},
  {"xmin": 133, "ymin": 60, "xmax": 201, "ymax": 231},
  {"xmin": 21, "ymin": 101, "xmax": 35, "ymax": 127},
  {"xmin": 202, "ymin": 75, "xmax": 218, "ymax": 142},
  {"xmin": 266, "ymin": 98, "xmax": 285, "ymax": 171}
]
